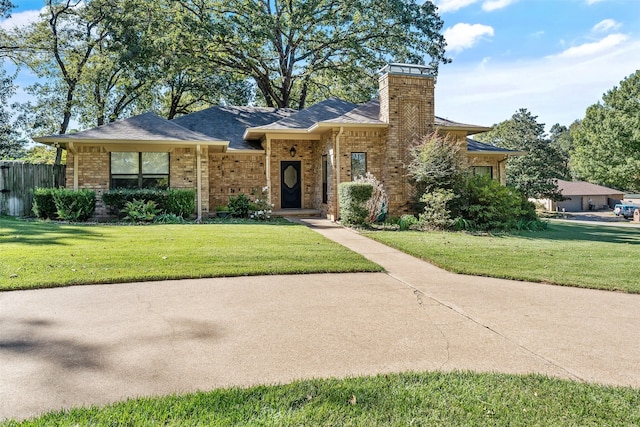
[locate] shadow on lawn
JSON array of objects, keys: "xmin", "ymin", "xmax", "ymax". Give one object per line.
[
  {"xmin": 0, "ymin": 216, "xmax": 103, "ymax": 246},
  {"xmin": 522, "ymin": 221, "xmax": 640, "ymax": 245}
]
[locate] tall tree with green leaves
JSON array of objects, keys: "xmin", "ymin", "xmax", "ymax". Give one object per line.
[
  {"xmin": 100, "ymin": 0, "xmax": 251, "ymax": 119},
  {"xmin": 0, "ymin": 67, "xmax": 24, "ymax": 159},
  {"xmin": 571, "ymin": 71, "xmax": 640, "ymax": 192},
  {"xmin": 177, "ymin": 0, "xmax": 449, "ymax": 109},
  {"xmin": 475, "ymin": 108, "xmax": 565, "ymax": 199}
]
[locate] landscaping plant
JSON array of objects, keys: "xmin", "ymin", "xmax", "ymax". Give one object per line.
[{"xmin": 338, "ymin": 182, "xmax": 373, "ymax": 226}]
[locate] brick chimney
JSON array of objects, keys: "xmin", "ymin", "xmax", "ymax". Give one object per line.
[{"xmin": 378, "ymin": 63, "xmax": 435, "ymax": 213}]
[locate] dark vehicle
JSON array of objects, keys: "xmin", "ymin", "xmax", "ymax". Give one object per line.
[{"xmin": 613, "ymin": 204, "xmax": 638, "ymax": 219}]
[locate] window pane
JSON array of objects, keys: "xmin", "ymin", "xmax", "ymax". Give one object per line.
[
  {"xmin": 142, "ymin": 176, "xmax": 169, "ymax": 190},
  {"xmin": 111, "ymin": 176, "xmax": 139, "ymax": 189},
  {"xmin": 142, "ymin": 152, "xmax": 169, "ymax": 174},
  {"xmin": 472, "ymin": 166, "xmax": 492, "ymax": 177},
  {"xmin": 111, "ymin": 152, "xmax": 139, "ymax": 174},
  {"xmin": 351, "ymin": 152, "xmax": 366, "ymax": 180}
]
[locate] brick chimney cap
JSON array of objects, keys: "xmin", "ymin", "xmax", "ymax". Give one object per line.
[{"xmin": 379, "ymin": 63, "xmax": 434, "ymax": 76}]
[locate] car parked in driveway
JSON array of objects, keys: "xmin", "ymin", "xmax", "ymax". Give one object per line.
[{"xmin": 613, "ymin": 204, "xmax": 638, "ymax": 219}]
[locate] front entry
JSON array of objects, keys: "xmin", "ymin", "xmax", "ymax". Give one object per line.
[{"xmin": 281, "ymin": 161, "xmax": 301, "ymax": 209}]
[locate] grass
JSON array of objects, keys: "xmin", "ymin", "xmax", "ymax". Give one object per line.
[
  {"xmin": 3, "ymin": 371, "xmax": 639, "ymax": 426},
  {"xmin": 363, "ymin": 221, "xmax": 640, "ymax": 293},
  {"xmin": 0, "ymin": 217, "xmax": 382, "ymax": 291}
]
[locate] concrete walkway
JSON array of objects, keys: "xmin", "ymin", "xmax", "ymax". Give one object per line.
[{"xmin": 2, "ymin": 219, "xmax": 640, "ymax": 421}]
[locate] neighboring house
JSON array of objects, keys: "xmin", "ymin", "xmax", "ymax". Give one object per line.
[
  {"xmin": 34, "ymin": 63, "xmax": 521, "ymax": 221},
  {"xmin": 534, "ymin": 179, "xmax": 624, "ymax": 212}
]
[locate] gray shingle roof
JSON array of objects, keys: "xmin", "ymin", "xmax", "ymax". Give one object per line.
[
  {"xmin": 251, "ymin": 98, "xmax": 358, "ymax": 130},
  {"xmin": 173, "ymin": 106, "xmax": 294, "ymax": 150},
  {"xmin": 319, "ymin": 100, "xmax": 385, "ymax": 125},
  {"xmin": 556, "ymin": 179, "xmax": 624, "ymax": 196},
  {"xmin": 38, "ymin": 112, "xmax": 216, "ymax": 142},
  {"xmin": 466, "ymin": 138, "xmax": 524, "ymax": 155}
]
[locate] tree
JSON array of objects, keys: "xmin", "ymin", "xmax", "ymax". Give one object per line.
[
  {"xmin": 548, "ymin": 123, "xmax": 574, "ymax": 180},
  {"xmin": 177, "ymin": 0, "xmax": 449, "ymax": 109},
  {"xmin": 11, "ymin": 0, "xmax": 108, "ymax": 164},
  {"xmin": 475, "ymin": 108, "xmax": 565, "ymax": 200},
  {"xmin": 408, "ymin": 131, "xmax": 467, "ymax": 195},
  {"xmin": 571, "ymin": 70, "xmax": 640, "ymax": 192},
  {"xmin": 0, "ymin": 67, "xmax": 24, "ymax": 159}
]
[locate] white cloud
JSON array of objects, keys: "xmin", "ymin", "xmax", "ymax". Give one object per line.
[
  {"xmin": 550, "ymin": 34, "xmax": 629, "ymax": 59},
  {"xmin": 444, "ymin": 23, "xmax": 495, "ymax": 53},
  {"xmin": 0, "ymin": 8, "xmax": 44, "ymax": 31},
  {"xmin": 436, "ymin": 0, "xmax": 479, "ymax": 13},
  {"xmin": 482, "ymin": 0, "xmax": 517, "ymax": 12},
  {"xmin": 435, "ymin": 37, "xmax": 640, "ymax": 130},
  {"xmin": 592, "ymin": 19, "xmax": 621, "ymax": 33}
]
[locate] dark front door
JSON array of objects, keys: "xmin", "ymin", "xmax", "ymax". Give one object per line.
[{"xmin": 281, "ymin": 161, "xmax": 301, "ymax": 209}]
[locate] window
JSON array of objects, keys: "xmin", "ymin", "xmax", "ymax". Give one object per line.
[
  {"xmin": 351, "ymin": 152, "xmax": 366, "ymax": 180},
  {"xmin": 110, "ymin": 152, "xmax": 169, "ymax": 189},
  {"xmin": 471, "ymin": 166, "xmax": 492, "ymax": 178},
  {"xmin": 322, "ymin": 155, "xmax": 328, "ymax": 204}
]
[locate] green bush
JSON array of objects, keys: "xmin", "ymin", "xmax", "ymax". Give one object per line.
[
  {"xmin": 418, "ymin": 189, "xmax": 455, "ymax": 230},
  {"xmin": 52, "ymin": 189, "xmax": 96, "ymax": 221},
  {"xmin": 450, "ymin": 174, "xmax": 537, "ymax": 231},
  {"xmin": 166, "ymin": 189, "xmax": 195, "ymax": 217},
  {"xmin": 228, "ymin": 193, "xmax": 250, "ymax": 218},
  {"xmin": 122, "ymin": 199, "xmax": 159, "ymax": 222},
  {"xmin": 102, "ymin": 188, "xmax": 195, "ymax": 218},
  {"xmin": 338, "ymin": 182, "xmax": 373, "ymax": 226},
  {"xmin": 398, "ymin": 214, "xmax": 419, "ymax": 231},
  {"xmin": 32, "ymin": 187, "xmax": 58, "ymax": 219}
]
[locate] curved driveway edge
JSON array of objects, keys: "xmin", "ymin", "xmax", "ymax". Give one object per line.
[{"xmin": 1, "ymin": 219, "xmax": 639, "ymax": 421}]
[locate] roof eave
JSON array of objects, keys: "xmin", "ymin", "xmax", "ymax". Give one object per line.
[
  {"xmin": 468, "ymin": 150, "xmax": 526, "ymax": 156},
  {"xmin": 33, "ymin": 137, "xmax": 229, "ymax": 147},
  {"xmin": 437, "ymin": 125, "xmax": 493, "ymax": 135},
  {"xmin": 308, "ymin": 122, "xmax": 388, "ymax": 132}
]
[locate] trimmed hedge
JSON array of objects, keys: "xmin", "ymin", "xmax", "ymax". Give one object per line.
[
  {"xmin": 52, "ymin": 189, "xmax": 96, "ymax": 221},
  {"xmin": 102, "ymin": 188, "xmax": 196, "ymax": 218},
  {"xmin": 32, "ymin": 187, "xmax": 58, "ymax": 219},
  {"xmin": 338, "ymin": 182, "xmax": 373, "ymax": 226},
  {"xmin": 32, "ymin": 188, "xmax": 96, "ymax": 221}
]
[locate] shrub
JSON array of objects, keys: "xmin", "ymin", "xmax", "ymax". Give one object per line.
[
  {"xmin": 52, "ymin": 189, "xmax": 96, "ymax": 221},
  {"xmin": 122, "ymin": 199, "xmax": 159, "ymax": 222},
  {"xmin": 398, "ymin": 214, "xmax": 419, "ymax": 231},
  {"xmin": 418, "ymin": 189, "xmax": 455, "ymax": 230},
  {"xmin": 153, "ymin": 213, "xmax": 187, "ymax": 224},
  {"xmin": 102, "ymin": 188, "xmax": 195, "ymax": 218},
  {"xmin": 451, "ymin": 174, "xmax": 537, "ymax": 231},
  {"xmin": 354, "ymin": 173, "xmax": 388, "ymax": 222},
  {"xmin": 166, "ymin": 189, "xmax": 195, "ymax": 217},
  {"xmin": 338, "ymin": 182, "xmax": 373, "ymax": 226},
  {"xmin": 32, "ymin": 187, "xmax": 58, "ymax": 219},
  {"xmin": 249, "ymin": 187, "xmax": 273, "ymax": 221},
  {"xmin": 228, "ymin": 193, "xmax": 250, "ymax": 218}
]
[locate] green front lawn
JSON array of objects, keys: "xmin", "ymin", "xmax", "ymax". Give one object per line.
[
  {"xmin": 4, "ymin": 371, "xmax": 639, "ymax": 426},
  {"xmin": 0, "ymin": 217, "xmax": 382, "ymax": 291},
  {"xmin": 364, "ymin": 221, "xmax": 640, "ymax": 293}
]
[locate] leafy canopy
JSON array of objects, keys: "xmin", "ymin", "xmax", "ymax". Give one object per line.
[
  {"xmin": 177, "ymin": 0, "xmax": 449, "ymax": 109},
  {"xmin": 571, "ymin": 70, "xmax": 640, "ymax": 192},
  {"xmin": 476, "ymin": 108, "xmax": 566, "ymax": 200}
]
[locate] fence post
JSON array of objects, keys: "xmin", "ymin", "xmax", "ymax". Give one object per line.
[{"xmin": 0, "ymin": 161, "xmax": 67, "ymax": 217}]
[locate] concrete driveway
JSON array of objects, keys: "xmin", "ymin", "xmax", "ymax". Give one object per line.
[{"xmin": 1, "ymin": 219, "xmax": 640, "ymax": 421}]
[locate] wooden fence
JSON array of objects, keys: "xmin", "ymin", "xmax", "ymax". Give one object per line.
[{"xmin": 0, "ymin": 161, "xmax": 66, "ymax": 217}]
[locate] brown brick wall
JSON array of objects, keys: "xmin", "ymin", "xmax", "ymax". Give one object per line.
[
  {"xmin": 379, "ymin": 72, "xmax": 435, "ymax": 215},
  {"xmin": 209, "ymin": 151, "xmax": 267, "ymax": 211}
]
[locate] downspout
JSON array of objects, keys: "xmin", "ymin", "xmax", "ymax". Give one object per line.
[
  {"xmin": 196, "ymin": 144, "xmax": 202, "ymax": 222},
  {"xmin": 67, "ymin": 142, "xmax": 78, "ymax": 190},
  {"xmin": 334, "ymin": 126, "xmax": 345, "ymax": 221},
  {"xmin": 265, "ymin": 136, "xmax": 272, "ymax": 206}
]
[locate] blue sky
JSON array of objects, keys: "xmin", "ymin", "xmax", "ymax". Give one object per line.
[
  {"xmin": 3, "ymin": 0, "xmax": 640, "ymax": 131},
  {"xmin": 433, "ymin": 0, "xmax": 640, "ymax": 129}
]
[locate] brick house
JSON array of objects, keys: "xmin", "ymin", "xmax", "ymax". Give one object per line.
[{"xmin": 34, "ymin": 63, "xmax": 521, "ymax": 221}]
